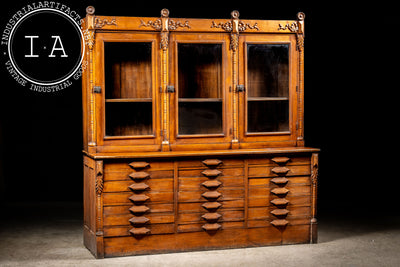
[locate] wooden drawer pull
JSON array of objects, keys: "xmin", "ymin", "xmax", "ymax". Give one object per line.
[
  {"xmin": 202, "ymin": 223, "xmax": 221, "ymax": 231},
  {"xmin": 129, "ymin": 162, "xmax": 150, "ymax": 169},
  {"xmin": 129, "ymin": 183, "xmax": 149, "ymax": 191},
  {"xmin": 202, "ymin": 202, "xmax": 222, "ymax": 211},
  {"xmin": 202, "ymin": 159, "xmax": 222, "ymax": 167},
  {"xmin": 129, "ymin": 205, "xmax": 150, "ymax": 214},
  {"xmin": 271, "ymin": 157, "xmax": 290, "ymax": 164},
  {"xmin": 270, "ymin": 198, "xmax": 289, "ymax": 206},
  {"xmin": 129, "ymin": 194, "xmax": 150, "ymax": 203},
  {"xmin": 271, "ymin": 177, "xmax": 289, "ymax": 185},
  {"xmin": 129, "ymin": 227, "xmax": 151, "ymax": 235},
  {"xmin": 271, "ymin": 219, "xmax": 289, "ymax": 227},
  {"xmin": 129, "ymin": 216, "xmax": 150, "ymax": 225},
  {"xmin": 271, "ymin": 187, "xmax": 289, "ymax": 196},
  {"xmin": 202, "ymin": 180, "xmax": 222, "ymax": 189},
  {"xmin": 129, "ymin": 172, "xmax": 150, "ymax": 180},
  {"xmin": 202, "ymin": 191, "xmax": 222, "ymax": 200},
  {"xmin": 271, "ymin": 167, "xmax": 290, "ymax": 175},
  {"xmin": 270, "ymin": 209, "xmax": 289, "ymax": 217},
  {"xmin": 202, "ymin": 169, "xmax": 222, "ymax": 177},
  {"xmin": 202, "ymin": 212, "xmax": 222, "ymax": 222}
]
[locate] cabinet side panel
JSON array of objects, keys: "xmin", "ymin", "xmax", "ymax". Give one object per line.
[{"xmin": 83, "ymin": 156, "xmax": 101, "ymax": 257}]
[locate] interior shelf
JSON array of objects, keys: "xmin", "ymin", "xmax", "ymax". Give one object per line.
[
  {"xmin": 179, "ymin": 98, "xmax": 222, "ymax": 102},
  {"xmin": 247, "ymin": 97, "xmax": 288, "ymax": 101},
  {"xmin": 106, "ymin": 98, "xmax": 152, "ymax": 103}
]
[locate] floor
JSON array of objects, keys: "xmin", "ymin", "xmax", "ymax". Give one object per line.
[{"xmin": 1, "ymin": 202, "xmax": 400, "ymax": 267}]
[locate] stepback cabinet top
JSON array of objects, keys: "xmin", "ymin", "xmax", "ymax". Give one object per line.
[{"xmin": 82, "ymin": 7, "xmax": 315, "ymax": 156}]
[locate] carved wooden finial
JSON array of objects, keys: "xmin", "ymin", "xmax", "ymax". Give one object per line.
[
  {"xmin": 297, "ymin": 12, "xmax": 305, "ymax": 21},
  {"xmin": 86, "ymin": 6, "xmax": 95, "ymax": 15},
  {"xmin": 231, "ymin": 10, "xmax": 240, "ymax": 19},
  {"xmin": 161, "ymin": 8, "xmax": 170, "ymax": 18}
]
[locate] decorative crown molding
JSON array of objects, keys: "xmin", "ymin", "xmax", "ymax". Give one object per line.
[{"xmin": 94, "ymin": 17, "xmax": 117, "ymax": 28}]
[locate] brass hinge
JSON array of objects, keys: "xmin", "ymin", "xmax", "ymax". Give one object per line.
[{"xmin": 167, "ymin": 85, "xmax": 175, "ymax": 93}]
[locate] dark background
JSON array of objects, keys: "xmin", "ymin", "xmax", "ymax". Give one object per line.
[{"xmin": 0, "ymin": 2, "xmax": 398, "ymax": 218}]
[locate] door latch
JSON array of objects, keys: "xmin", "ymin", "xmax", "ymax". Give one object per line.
[
  {"xmin": 93, "ymin": 86, "xmax": 101, "ymax": 93},
  {"xmin": 236, "ymin": 85, "xmax": 245, "ymax": 92},
  {"xmin": 167, "ymin": 85, "xmax": 175, "ymax": 93}
]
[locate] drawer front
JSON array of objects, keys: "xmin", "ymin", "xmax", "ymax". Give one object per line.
[{"xmin": 98, "ymin": 153, "xmax": 316, "ymax": 246}]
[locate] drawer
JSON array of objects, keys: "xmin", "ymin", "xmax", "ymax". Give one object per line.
[
  {"xmin": 179, "ymin": 167, "xmax": 244, "ymax": 178},
  {"xmin": 104, "ymin": 192, "xmax": 174, "ymax": 205},
  {"xmin": 179, "ymin": 176, "xmax": 244, "ymax": 191},
  {"xmin": 178, "ymin": 188, "xmax": 244, "ymax": 202},
  {"xmin": 178, "ymin": 199, "xmax": 244, "ymax": 213},
  {"xmin": 248, "ymin": 176, "xmax": 311, "ymax": 187},
  {"xmin": 177, "ymin": 221, "xmax": 245, "ymax": 233},
  {"xmin": 104, "ymin": 178, "xmax": 173, "ymax": 193},
  {"xmin": 248, "ymin": 184, "xmax": 311, "ymax": 199},
  {"xmin": 247, "ymin": 156, "xmax": 310, "ymax": 166},
  {"xmin": 104, "ymin": 204, "xmax": 174, "ymax": 215},
  {"xmin": 104, "ymin": 160, "xmax": 173, "ymax": 173},
  {"xmin": 103, "ymin": 224, "xmax": 175, "ymax": 237},
  {"xmin": 248, "ymin": 195, "xmax": 311, "ymax": 208},
  {"xmin": 177, "ymin": 210, "xmax": 244, "ymax": 224},
  {"xmin": 248, "ymin": 165, "xmax": 310, "ymax": 178},
  {"xmin": 104, "ymin": 170, "xmax": 174, "ymax": 181},
  {"xmin": 103, "ymin": 212, "xmax": 174, "ymax": 226},
  {"xmin": 178, "ymin": 158, "xmax": 244, "ymax": 169},
  {"xmin": 248, "ymin": 206, "xmax": 310, "ymax": 221}
]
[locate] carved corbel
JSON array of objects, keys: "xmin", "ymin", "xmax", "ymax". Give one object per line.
[
  {"xmin": 84, "ymin": 6, "xmax": 96, "ymax": 51},
  {"xmin": 211, "ymin": 10, "xmax": 259, "ymax": 51}
]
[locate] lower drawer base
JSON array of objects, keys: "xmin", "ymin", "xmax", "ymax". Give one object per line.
[{"xmin": 85, "ymin": 224, "xmax": 315, "ymax": 258}]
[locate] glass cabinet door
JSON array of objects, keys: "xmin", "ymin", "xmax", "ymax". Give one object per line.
[
  {"xmin": 177, "ymin": 43, "xmax": 223, "ymax": 135},
  {"xmin": 247, "ymin": 44, "xmax": 289, "ymax": 133},
  {"xmin": 104, "ymin": 42, "xmax": 154, "ymax": 137},
  {"xmin": 239, "ymin": 34, "xmax": 297, "ymax": 146}
]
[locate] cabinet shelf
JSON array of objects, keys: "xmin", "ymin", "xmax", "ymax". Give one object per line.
[
  {"xmin": 247, "ymin": 97, "xmax": 288, "ymax": 101},
  {"xmin": 179, "ymin": 98, "xmax": 222, "ymax": 102},
  {"xmin": 106, "ymin": 98, "xmax": 152, "ymax": 103}
]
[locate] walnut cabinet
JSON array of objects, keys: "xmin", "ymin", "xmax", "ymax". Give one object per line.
[{"xmin": 82, "ymin": 7, "xmax": 320, "ymax": 258}]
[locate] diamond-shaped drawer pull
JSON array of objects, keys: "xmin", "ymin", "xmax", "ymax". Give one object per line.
[
  {"xmin": 271, "ymin": 187, "xmax": 289, "ymax": 196},
  {"xmin": 202, "ymin": 212, "xmax": 222, "ymax": 222},
  {"xmin": 202, "ymin": 223, "xmax": 221, "ymax": 231},
  {"xmin": 129, "ymin": 216, "xmax": 150, "ymax": 225},
  {"xmin": 202, "ymin": 180, "xmax": 222, "ymax": 189},
  {"xmin": 202, "ymin": 202, "xmax": 222, "ymax": 211},
  {"xmin": 271, "ymin": 219, "xmax": 289, "ymax": 227},
  {"xmin": 270, "ymin": 198, "xmax": 289, "ymax": 206},
  {"xmin": 271, "ymin": 209, "xmax": 289, "ymax": 217},
  {"xmin": 271, "ymin": 177, "xmax": 289, "ymax": 185},
  {"xmin": 271, "ymin": 167, "xmax": 290, "ymax": 175},
  {"xmin": 129, "ymin": 183, "xmax": 149, "ymax": 191},
  {"xmin": 202, "ymin": 159, "xmax": 222, "ymax": 167},
  {"xmin": 129, "ymin": 227, "xmax": 151, "ymax": 235},
  {"xmin": 129, "ymin": 162, "xmax": 150, "ymax": 169},
  {"xmin": 129, "ymin": 205, "xmax": 150, "ymax": 214},
  {"xmin": 271, "ymin": 157, "xmax": 291, "ymax": 165},
  {"xmin": 129, "ymin": 194, "xmax": 150, "ymax": 203},
  {"xmin": 202, "ymin": 169, "xmax": 222, "ymax": 177},
  {"xmin": 202, "ymin": 191, "xmax": 222, "ymax": 200},
  {"xmin": 129, "ymin": 172, "xmax": 150, "ymax": 180}
]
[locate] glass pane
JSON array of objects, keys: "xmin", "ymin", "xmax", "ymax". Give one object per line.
[
  {"xmin": 247, "ymin": 44, "xmax": 289, "ymax": 132},
  {"xmin": 104, "ymin": 42, "xmax": 153, "ymax": 136},
  {"xmin": 178, "ymin": 43, "xmax": 223, "ymax": 135}
]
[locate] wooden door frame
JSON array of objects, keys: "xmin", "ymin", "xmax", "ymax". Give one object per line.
[{"xmin": 237, "ymin": 34, "xmax": 298, "ymax": 148}]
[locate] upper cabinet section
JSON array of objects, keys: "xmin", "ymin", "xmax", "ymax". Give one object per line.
[{"xmin": 82, "ymin": 7, "xmax": 306, "ymax": 153}]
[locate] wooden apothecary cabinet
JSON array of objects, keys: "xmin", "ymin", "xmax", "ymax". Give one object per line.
[{"xmin": 82, "ymin": 7, "xmax": 319, "ymax": 258}]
